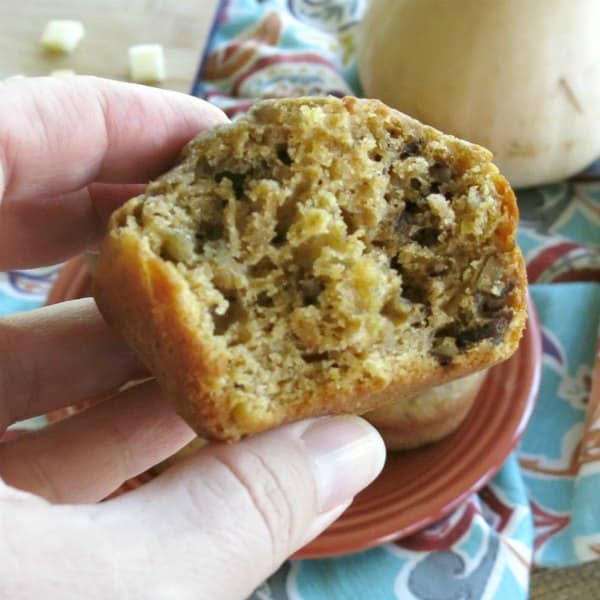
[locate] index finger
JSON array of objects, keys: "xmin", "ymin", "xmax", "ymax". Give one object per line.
[{"xmin": 0, "ymin": 76, "xmax": 227, "ymax": 204}]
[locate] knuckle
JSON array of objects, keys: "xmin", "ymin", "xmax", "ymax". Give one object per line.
[
  {"xmin": 23, "ymin": 453, "xmax": 62, "ymax": 502},
  {"xmin": 215, "ymin": 448, "xmax": 296, "ymax": 567},
  {"xmin": 0, "ymin": 443, "xmax": 63, "ymax": 503},
  {"xmin": 0, "ymin": 319, "xmax": 35, "ymax": 428},
  {"xmin": 99, "ymin": 414, "xmax": 136, "ymax": 482}
]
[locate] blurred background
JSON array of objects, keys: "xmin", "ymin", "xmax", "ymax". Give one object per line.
[{"xmin": 0, "ymin": 0, "xmax": 219, "ymax": 92}]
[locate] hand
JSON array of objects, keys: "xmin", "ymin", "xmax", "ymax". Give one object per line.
[{"xmin": 0, "ymin": 77, "xmax": 386, "ymax": 599}]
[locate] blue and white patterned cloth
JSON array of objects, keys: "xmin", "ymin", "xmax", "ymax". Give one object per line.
[{"xmin": 1, "ymin": 1, "xmax": 599, "ymax": 598}]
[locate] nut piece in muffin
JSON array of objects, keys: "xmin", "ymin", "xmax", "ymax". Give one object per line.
[{"xmin": 94, "ymin": 96, "xmax": 527, "ymax": 441}]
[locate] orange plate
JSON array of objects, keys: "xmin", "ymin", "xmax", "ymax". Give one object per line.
[
  {"xmin": 299, "ymin": 303, "xmax": 541, "ymax": 558},
  {"xmin": 47, "ymin": 257, "xmax": 541, "ymax": 558}
]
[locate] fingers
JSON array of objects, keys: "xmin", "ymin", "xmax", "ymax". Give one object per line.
[
  {"xmin": 0, "ymin": 486, "xmax": 117, "ymax": 600},
  {"xmin": 0, "ymin": 381, "xmax": 195, "ymax": 503},
  {"xmin": 0, "ymin": 298, "xmax": 145, "ymax": 430},
  {"xmin": 95, "ymin": 417, "xmax": 386, "ymax": 599},
  {"xmin": 0, "ymin": 417, "xmax": 385, "ymax": 598},
  {"xmin": 0, "ymin": 76, "xmax": 228, "ymax": 269},
  {"xmin": 0, "ymin": 182, "xmax": 143, "ymax": 269},
  {"xmin": 0, "ymin": 76, "xmax": 227, "ymax": 201}
]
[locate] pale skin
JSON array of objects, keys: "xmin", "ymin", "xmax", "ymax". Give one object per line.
[{"xmin": 0, "ymin": 77, "xmax": 386, "ymax": 600}]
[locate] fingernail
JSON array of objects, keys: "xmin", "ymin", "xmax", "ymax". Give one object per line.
[{"xmin": 301, "ymin": 416, "xmax": 386, "ymax": 513}]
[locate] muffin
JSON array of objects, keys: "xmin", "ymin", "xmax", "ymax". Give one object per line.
[
  {"xmin": 94, "ymin": 96, "xmax": 527, "ymax": 441},
  {"xmin": 366, "ymin": 370, "xmax": 488, "ymax": 450},
  {"xmin": 152, "ymin": 370, "xmax": 487, "ymax": 469}
]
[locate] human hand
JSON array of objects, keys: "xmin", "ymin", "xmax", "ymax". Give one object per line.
[{"xmin": 0, "ymin": 77, "xmax": 386, "ymax": 599}]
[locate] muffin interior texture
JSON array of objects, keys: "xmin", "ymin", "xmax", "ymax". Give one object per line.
[{"xmin": 110, "ymin": 97, "xmax": 521, "ymax": 429}]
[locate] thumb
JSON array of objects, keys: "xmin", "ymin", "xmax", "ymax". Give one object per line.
[{"xmin": 98, "ymin": 416, "xmax": 386, "ymax": 599}]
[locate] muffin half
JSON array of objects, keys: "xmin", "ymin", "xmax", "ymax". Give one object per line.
[{"xmin": 95, "ymin": 96, "xmax": 527, "ymax": 441}]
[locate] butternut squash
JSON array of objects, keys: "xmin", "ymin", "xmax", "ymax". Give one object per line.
[{"xmin": 358, "ymin": 0, "xmax": 600, "ymax": 187}]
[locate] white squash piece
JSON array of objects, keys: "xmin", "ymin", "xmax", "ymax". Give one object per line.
[
  {"xmin": 41, "ymin": 20, "xmax": 85, "ymax": 54},
  {"xmin": 50, "ymin": 69, "xmax": 76, "ymax": 78},
  {"xmin": 128, "ymin": 44, "xmax": 166, "ymax": 83}
]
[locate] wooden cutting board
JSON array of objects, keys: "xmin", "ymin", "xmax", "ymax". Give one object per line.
[{"xmin": 0, "ymin": 0, "xmax": 220, "ymax": 92}]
